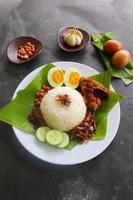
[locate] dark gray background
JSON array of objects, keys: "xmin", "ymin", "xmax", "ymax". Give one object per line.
[{"xmin": 0, "ymin": 0, "xmax": 133, "ymax": 199}]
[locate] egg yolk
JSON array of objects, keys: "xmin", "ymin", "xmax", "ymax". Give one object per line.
[
  {"xmin": 69, "ymin": 72, "xmax": 80, "ymax": 85},
  {"xmin": 52, "ymin": 70, "xmax": 64, "ymax": 84}
]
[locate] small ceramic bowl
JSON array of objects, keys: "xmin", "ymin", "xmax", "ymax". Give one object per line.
[
  {"xmin": 58, "ymin": 26, "xmax": 90, "ymax": 52},
  {"xmin": 7, "ymin": 36, "xmax": 43, "ymax": 64}
]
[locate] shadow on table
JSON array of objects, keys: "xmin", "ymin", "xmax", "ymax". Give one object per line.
[{"xmin": 53, "ymin": 46, "xmax": 88, "ymax": 63}]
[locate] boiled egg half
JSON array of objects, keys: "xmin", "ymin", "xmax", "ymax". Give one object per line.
[
  {"xmin": 48, "ymin": 67, "xmax": 64, "ymax": 87},
  {"xmin": 64, "ymin": 68, "xmax": 80, "ymax": 89}
]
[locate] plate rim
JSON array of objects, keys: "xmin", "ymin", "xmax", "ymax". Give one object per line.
[{"xmin": 12, "ymin": 61, "xmax": 121, "ymax": 165}]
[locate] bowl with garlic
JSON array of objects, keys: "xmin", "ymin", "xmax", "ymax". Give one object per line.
[{"xmin": 58, "ymin": 26, "xmax": 90, "ymax": 52}]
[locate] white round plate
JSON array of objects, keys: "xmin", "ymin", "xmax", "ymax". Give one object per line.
[{"xmin": 12, "ymin": 61, "xmax": 120, "ymax": 165}]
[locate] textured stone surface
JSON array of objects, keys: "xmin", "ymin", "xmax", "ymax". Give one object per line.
[{"xmin": 0, "ymin": 0, "xmax": 133, "ymax": 199}]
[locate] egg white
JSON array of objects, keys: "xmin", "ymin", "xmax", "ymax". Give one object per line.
[
  {"xmin": 48, "ymin": 67, "xmax": 64, "ymax": 87},
  {"xmin": 64, "ymin": 68, "xmax": 80, "ymax": 89}
]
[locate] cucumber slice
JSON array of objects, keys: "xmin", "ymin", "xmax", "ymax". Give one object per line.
[
  {"xmin": 57, "ymin": 132, "xmax": 69, "ymax": 148},
  {"xmin": 46, "ymin": 130, "xmax": 63, "ymax": 146},
  {"xmin": 36, "ymin": 126, "xmax": 51, "ymax": 142}
]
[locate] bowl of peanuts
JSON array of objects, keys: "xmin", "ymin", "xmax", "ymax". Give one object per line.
[{"xmin": 7, "ymin": 36, "xmax": 43, "ymax": 64}]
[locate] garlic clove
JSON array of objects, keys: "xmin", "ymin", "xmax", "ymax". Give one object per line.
[
  {"xmin": 64, "ymin": 32, "xmax": 73, "ymax": 43},
  {"xmin": 67, "ymin": 29, "xmax": 75, "ymax": 35},
  {"xmin": 76, "ymin": 30, "xmax": 83, "ymax": 41},
  {"xmin": 65, "ymin": 34, "xmax": 76, "ymax": 47},
  {"xmin": 64, "ymin": 33, "xmax": 69, "ymax": 43},
  {"xmin": 75, "ymin": 35, "xmax": 82, "ymax": 45}
]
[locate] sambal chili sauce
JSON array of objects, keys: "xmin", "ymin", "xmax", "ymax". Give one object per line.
[{"xmin": 28, "ymin": 84, "xmax": 53, "ymax": 128}]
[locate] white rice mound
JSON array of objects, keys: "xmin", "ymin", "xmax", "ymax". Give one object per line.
[{"xmin": 40, "ymin": 86, "xmax": 86, "ymax": 132}]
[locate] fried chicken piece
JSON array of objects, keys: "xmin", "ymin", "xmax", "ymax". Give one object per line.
[{"xmin": 80, "ymin": 77, "xmax": 111, "ymax": 111}]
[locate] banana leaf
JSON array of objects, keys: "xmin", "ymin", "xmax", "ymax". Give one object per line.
[
  {"xmin": 0, "ymin": 64, "xmax": 122, "ymax": 150},
  {"xmin": 91, "ymin": 32, "xmax": 133, "ymax": 85}
]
